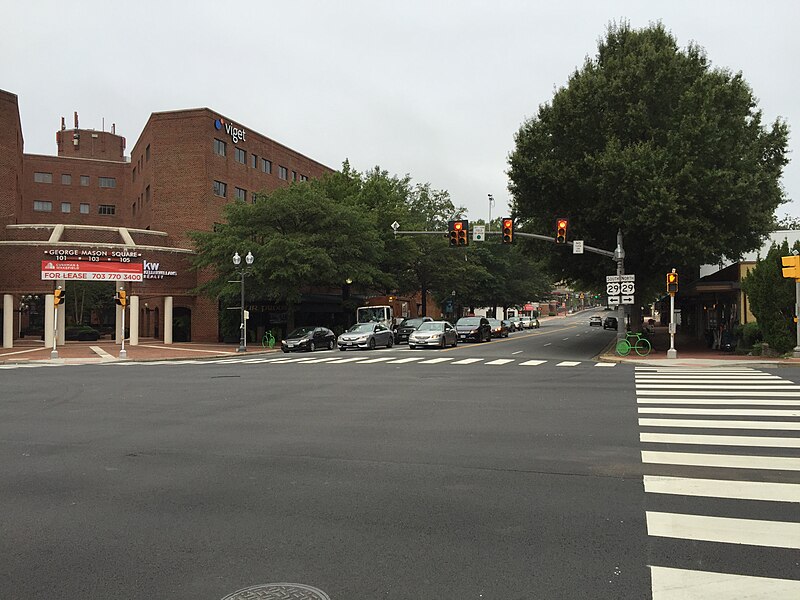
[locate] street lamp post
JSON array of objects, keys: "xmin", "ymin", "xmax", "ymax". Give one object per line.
[
  {"xmin": 487, "ymin": 194, "xmax": 495, "ymax": 232},
  {"xmin": 233, "ymin": 251, "xmax": 254, "ymax": 352}
]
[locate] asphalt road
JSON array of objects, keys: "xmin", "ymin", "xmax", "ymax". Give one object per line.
[{"xmin": 4, "ymin": 315, "xmax": 794, "ymax": 599}]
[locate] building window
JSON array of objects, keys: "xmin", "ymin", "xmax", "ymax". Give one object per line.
[
  {"xmin": 61, "ymin": 174, "xmax": 72, "ymax": 185},
  {"xmin": 250, "ymin": 154, "xmax": 258, "ymax": 168},
  {"xmin": 132, "ymin": 202, "xmax": 137, "ymax": 216},
  {"xmin": 292, "ymin": 170, "xmax": 297, "ymax": 181},
  {"xmin": 80, "ymin": 203, "xmax": 90, "ymax": 214},
  {"xmin": 278, "ymin": 166, "xmax": 288, "ymax": 180},
  {"xmin": 300, "ymin": 174, "xmax": 308, "ymax": 181},
  {"xmin": 261, "ymin": 158, "xmax": 272, "ymax": 174},
  {"xmin": 235, "ymin": 187, "xmax": 247, "ymax": 201},
  {"xmin": 213, "ymin": 180, "xmax": 227, "ymax": 197},
  {"xmin": 34, "ymin": 172, "xmax": 53, "ymax": 184},
  {"xmin": 99, "ymin": 177, "xmax": 117, "ymax": 188},
  {"xmin": 213, "ymin": 138, "xmax": 226, "ymax": 156},
  {"xmin": 234, "ymin": 148, "xmax": 246, "ymax": 164},
  {"xmin": 33, "ymin": 200, "xmax": 52, "ymax": 212},
  {"xmin": 146, "ymin": 144, "xmax": 151, "ymax": 161},
  {"xmin": 61, "ymin": 202, "xmax": 71, "ymax": 213},
  {"xmin": 98, "ymin": 204, "xmax": 116, "ymax": 215},
  {"xmin": 80, "ymin": 175, "xmax": 89, "ymax": 186},
  {"xmin": 145, "ymin": 185, "xmax": 150, "ymax": 202},
  {"xmin": 132, "ymin": 167, "xmax": 136, "ymax": 182}
]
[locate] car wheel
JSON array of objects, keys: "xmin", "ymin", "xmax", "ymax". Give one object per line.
[
  {"xmin": 452, "ymin": 337, "xmax": 457, "ymax": 347},
  {"xmin": 440, "ymin": 337, "xmax": 446, "ymax": 349},
  {"xmin": 368, "ymin": 338, "xmax": 376, "ymax": 350},
  {"xmin": 409, "ymin": 344, "xmax": 416, "ymax": 350},
  {"xmin": 328, "ymin": 339, "xmax": 334, "ymax": 350},
  {"xmin": 309, "ymin": 341, "xmax": 316, "ymax": 352},
  {"xmin": 339, "ymin": 346, "xmax": 346, "ymax": 351},
  {"xmin": 387, "ymin": 336, "xmax": 394, "ymax": 348},
  {"xmin": 281, "ymin": 347, "xmax": 289, "ymax": 353}
]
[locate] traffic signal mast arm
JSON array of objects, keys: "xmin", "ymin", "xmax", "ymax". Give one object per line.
[{"xmin": 391, "ymin": 227, "xmax": 616, "ymax": 258}]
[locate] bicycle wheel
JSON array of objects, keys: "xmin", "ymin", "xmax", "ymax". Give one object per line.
[
  {"xmin": 634, "ymin": 337, "xmax": 651, "ymax": 356},
  {"xmin": 616, "ymin": 339, "xmax": 632, "ymax": 356}
]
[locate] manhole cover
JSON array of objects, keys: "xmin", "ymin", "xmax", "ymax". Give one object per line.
[{"xmin": 220, "ymin": 583, "xmax": 331, "ymax": 600}]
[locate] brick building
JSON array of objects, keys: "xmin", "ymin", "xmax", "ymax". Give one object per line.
[{"xmin": 0, "ymin": 88, "xmax": 332, "ymax": 348}]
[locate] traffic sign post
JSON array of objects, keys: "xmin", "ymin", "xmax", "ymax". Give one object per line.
[{"xmin": 667, "ymin": 268, "xmax": 678, "ymax": 359}]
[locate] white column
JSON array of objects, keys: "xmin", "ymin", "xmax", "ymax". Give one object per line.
[
  {"xmin": 115, "ymin": 304, "xmax": 123, "ymax": 344},
  {"xmin": 44, "ymin": 294, "xmax": 55, "ymax": 348},
  {"xmin": 129, "ymin": 296, "xmax": 139, "ymax": 346},
  {"xmin": 3, "ymin": 294, "xmax": 12, "ymax": 348},
  {"xmin": 56, "ymin": 301, "xmax": 65, "ymax": 346},
  {"xmin": 164, "ymin": 296, "xmax": 173, "ymax": 344}
]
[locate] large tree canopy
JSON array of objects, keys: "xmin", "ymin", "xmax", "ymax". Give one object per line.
[{"xmin": 508, "ymin": 22, "xmax": 789, "ymax": 297}]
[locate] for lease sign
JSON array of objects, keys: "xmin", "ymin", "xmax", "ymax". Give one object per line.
[{"xmin": 41, "ymin": 260, "xmax": 143, "ymax": 281}]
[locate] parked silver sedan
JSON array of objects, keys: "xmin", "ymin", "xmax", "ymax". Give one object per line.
[
  {"xmin": 408, "ymin": 321, "xmax": 458, "ymax": 349},
  {"xmin": 337, "ymin": 322, "xmax": 395, "ymax": 350}
]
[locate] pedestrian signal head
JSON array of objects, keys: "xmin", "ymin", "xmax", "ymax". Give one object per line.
[
  {"xmin": 502, "ymin": 218, "xmax": 514, "ymax": 244},
  {"xmin": 781, "ymin": 255, "xmax": 800, "ymax": 279},
  {"xmin": 666, "ymin": 271, "xmax": 678, "ymax": 294},
  {"xmin": 54, "ymin": 287, "xmax": 65, "ymax": 306},
  {"xmin": 115, "ymin": 290, "xmax": 127, "ymax": 307},
  {"xmin": 556, "ymin": 218, "xmax": 568, "ymax": 244}
]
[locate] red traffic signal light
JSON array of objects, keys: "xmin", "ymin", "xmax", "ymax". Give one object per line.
[
  {"xmin": 666, "ymin": 271, "xmax": 678, "ymax": 294},
  {"xmin": 448, "ymin": 219, "xmax": 469, "ymax": 247},
  {"xmin": 502, "ymin": 218, "xmax": 514, "ymax": 244},
  {"xmin": 556, "ymin": 218, "xmax": 568, "ymax": 244}
]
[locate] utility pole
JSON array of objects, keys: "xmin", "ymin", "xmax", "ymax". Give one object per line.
[{"xmin": 614, "ymin": 229, "xmax": 625, "ymax": 343}]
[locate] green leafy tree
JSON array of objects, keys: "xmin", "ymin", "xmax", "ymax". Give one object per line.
[
  {"xmin": 741, "ymin": 241, "xmax": 800, "ymax": 353},
  {"xmin": 190, "ymin": 179, "xmax": 384, "ymax": 331},
  {"xmin": 508, "ymin": 21, "xmax": 789, "ymax": 302}
]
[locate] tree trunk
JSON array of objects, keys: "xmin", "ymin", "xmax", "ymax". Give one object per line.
[{"xmin": 421, "ymin": 282, "xmax": 428, "ymax": 316}]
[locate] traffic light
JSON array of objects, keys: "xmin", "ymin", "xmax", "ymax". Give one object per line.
[
  {"xmin": 501, "ymin": 218, "xmax": 514, "ymax": 244},
  {"xmin": 53, "ymin": 287, "xmax": 65, "ymax": 306},
  {"xmin": 781, "ymin": 255, "xmax": 800, "ymax": 279},
  {"xmin": 115, "ymin": 290, "xmax": 127, "ymax": 307},
  {"xmin": 448, "ymin": 219, "xmax": 469, "ymax": 246},
  {"xmin": 666, "ymin": 271, "xmax": 678, "ymax": 294},
  {"xmin": 556, "ymin": 218, "xmax": 568, "ymax": 244}
]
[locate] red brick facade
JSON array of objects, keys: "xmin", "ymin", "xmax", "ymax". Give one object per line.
[{"xmin": 0, "ymin": 89, "xmax": 333, "ymax": 343}]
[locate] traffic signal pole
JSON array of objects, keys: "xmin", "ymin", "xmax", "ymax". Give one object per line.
[{"xmin": 795, "ymin": 280, "xmax": 800, "ymax": 358}]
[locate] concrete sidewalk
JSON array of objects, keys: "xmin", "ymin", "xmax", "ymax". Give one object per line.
[
  {"xmin": 0, "ymin": 338, "xmax": 278, "ymax": 365},
  {"xmin": 599, "ymin": 325, "xmax": 800, "ymax": 367}
]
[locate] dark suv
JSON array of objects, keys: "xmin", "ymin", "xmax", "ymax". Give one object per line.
[
  {"xmin": 394, "ymin": 316, "xmax": 433, "ymax": 344},
  {"xmin": 455, "ymin": 316, "xmax": 492, "ymax": 342},
  {"xmin": 603, "ymin": 316, "xmax": 618, "ymax": 330}
]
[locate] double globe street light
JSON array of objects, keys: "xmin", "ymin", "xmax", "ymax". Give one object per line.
[{"xmin": 232, "ymin": 251, "xmax": 254, "ymax": 352}]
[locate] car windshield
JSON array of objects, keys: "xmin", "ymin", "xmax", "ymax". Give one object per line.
[
  {"xmin": 488, "ymin": 319, "xmax": 501, "ymax": 326},
  {"xmin": 457, "ymin": 317, "xmax": 481, "ymax": 326},
  {"xmin": 418, "ymin": 322, "xmax": 445, "ymax": 331},
  {"xmin": 347, "ymin": 323, "xmax": 374, "ymax": 333},
  {"xmin": 287, "ymin": 327, "xmax": 314, "ymax": 338},
  {"xmin": 400, "ymin": 318, "xmax": 426, "ymax": 328}
]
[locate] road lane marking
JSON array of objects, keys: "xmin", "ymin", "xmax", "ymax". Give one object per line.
[
  {"xmin": 387, "ymin": 357, "xmax": 424, "ymax": 364},
  {"xmin": 328, "ymin": 357, "xmax": 367, "ymax": 364},
  {"xmin": 418, "ymin": 357, "xmax": 454, "ymax": 364},
  {"xmin": 635, "ymin": 375, "xmax": 781, "ymax": 380},
  {"xmin": 451, "ymin": 358, "xmax": 483, "ymax": 365},
  {"xmin": 485, "ymin": 359, "xmax": 514, "ymax": 365},
  {"xmin": 640, "ymin": 432, "xmax": 800, "ymax": 448},
  {"xmin": 637, "ymin": 390, "xmax": 800, "ymax": 397},
  {"xmin": 636, "ymin": 384, "xmax": 800, "ymax": 390},
  {"xmin": 562, "ymin": 338, "xmax": 570, "ymax": 341},
  {"xmin": 639, "ymin": 418, "xmax": 800, "ymax": 430},
  {"xmin": 650, "ymin": 566, "xmax": 800, "ymax": 599},
  {"xmin": 519, "ymin": 360, "xmax": 547, "ymax": 366},
  {"xmin": 643, "ymin": 475, "xmax": 800, "ymax": 502},
  {"xmin": 638, "ymin": 407, "xmax": 800, "ymax": 417},
  {"xmin": 556, "ymin": 361, "xmax": 581, "ymax": 367},
  {"xmin": 594, "ymin": 363, "xmax": 616, "ymax": 367},
  {"xmin": 302, "ymin": 357, "xmax": 344, "ymax": 364},
  {"xmin": 646, "ymin": 511, "xmax": 800, "ymax": 549},
  {"xmin": 512, "ymin": 351, "xmax": 523, "ymax": 355},
  {"xmin": 357, "ymin": 356, "xmax": 393, "ymax": 363},
  {"xmin": 637, "ymin": 397, "xmax": 800, "ymax": 405},
  {"xmin": 543, "ymin": 343, "xmax": 552, "ymax": 347},
  {"xmin": 641, "ymin": 451, "xmax": 800, "ymax": 471}
]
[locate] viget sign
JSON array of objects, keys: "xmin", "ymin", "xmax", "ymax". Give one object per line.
[{"xmin": 214, "ymin": 117, "xmax": 246, "ymax": 144}]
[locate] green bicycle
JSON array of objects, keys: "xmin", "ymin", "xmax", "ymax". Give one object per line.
[
  {"xmin": 616, "ymin": 332, "xmax": 651, "ymax": 357},
  {"xmin": 261, "ymin": 330, "xmax": 276, "ymax": 349}
]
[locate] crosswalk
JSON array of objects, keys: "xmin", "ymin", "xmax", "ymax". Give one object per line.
[
  {"xmin": 103, "ymin": 354, "xmax": 617, "ymax": 369},
  {"xmin": 634, "ymin": 366, "xmax": 800, "ymax": 599}
]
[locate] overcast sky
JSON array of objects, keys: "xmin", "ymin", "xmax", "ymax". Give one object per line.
[{"xmin": 2, "ymin": 1, "xmax": 798, "ymax": 223}]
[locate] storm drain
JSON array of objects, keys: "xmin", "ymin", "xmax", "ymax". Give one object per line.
[{"xmin": 220, "ymin": 583, "xmax": 331, "ymax": 599}]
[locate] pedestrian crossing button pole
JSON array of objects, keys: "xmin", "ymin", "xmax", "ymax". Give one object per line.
[
  {"xmin": 51, "ymin": 286, "xmax": 65, "ymax": 359},
  {"xmin": 115, "ymin": 289, "xmax": 128, "ymax": 359}
]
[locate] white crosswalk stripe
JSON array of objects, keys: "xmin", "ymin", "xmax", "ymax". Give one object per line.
[{"xmin": 634, "ymin": 366, "xmax": 800, "ymax": 597}]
